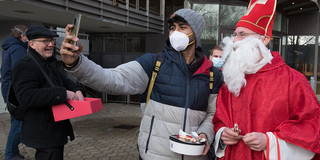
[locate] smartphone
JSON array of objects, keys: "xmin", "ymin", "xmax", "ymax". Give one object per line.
[{"xmin": 69, "ymin": 14, "xmax": 82, "ymax": 46}]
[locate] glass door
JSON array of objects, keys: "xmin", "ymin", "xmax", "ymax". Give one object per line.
[
  {"xmin": 219, "ymin": 27, "xmax": 234, "ymax": 44},
  {"xmin": 270, "ymin": 36, "xmax": 281, "ymax": 52}
]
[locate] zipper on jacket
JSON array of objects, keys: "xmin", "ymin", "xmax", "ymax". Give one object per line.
[
  {"xmin": 182, "ymin": 79, "xmax": 190, "ymax": 160},
  {"xmin": 145, "ymin": 115, "xmax": 155, "ymax": 153},
  {"xmin": 183, "ymin": 79, "xmax": 190, "ymax": 131},
  {"xmin": 192, "ymin": 81, "xmax": 200, "ymax": 109}
]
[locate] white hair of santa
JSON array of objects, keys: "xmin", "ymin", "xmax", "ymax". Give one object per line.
[{"xmin": 221, "ymin": 36, "xmax": 273, "ymax": 96}]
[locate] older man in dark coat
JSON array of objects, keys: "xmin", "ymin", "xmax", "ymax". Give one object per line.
[{"xmin": 11, "ymin": 25, "xmax": 84, "ymax": 160}]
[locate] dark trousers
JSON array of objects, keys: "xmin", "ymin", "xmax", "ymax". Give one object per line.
[
  {"xmin": 5, "ymin": 115, "xmax": 23, "ymax": 160},
  {"xmin": 35, "ymin": 146, "xmax": 64, "ymax": 160}
]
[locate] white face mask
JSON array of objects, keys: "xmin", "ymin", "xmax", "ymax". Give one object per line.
[
  {"xmin": 169, "ymin": 31, "xmax": 195, "ymax": 52},
  {"xmin": 211, "ymin": 57, "xmax": 224, "ymax": 69}
]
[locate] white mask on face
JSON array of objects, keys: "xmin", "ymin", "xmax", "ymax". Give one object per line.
[
  {"xmin": 169, "ymin": 31, "xmax": 195, "ymax": 52},
  {"xmin": 211, "ymin": 57, "xmax": 224, "ymax": 69}
]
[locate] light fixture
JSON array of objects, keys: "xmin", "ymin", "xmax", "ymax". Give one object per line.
[
  {"xmin": 300, "ymin": 7, "xmax": 303, "ymax": 10},
  {"xmin": 291, "ymin": 1, "xmax": 295, "ymax": 5}
]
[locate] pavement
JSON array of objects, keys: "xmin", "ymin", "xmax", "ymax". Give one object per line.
[
  {"xmin": 0, "ymin": 94, "xmax": 319, "ymax": 160},
  {"xmin": 0, "ymin": 103, "xmax": 142, "ymax": 160}
]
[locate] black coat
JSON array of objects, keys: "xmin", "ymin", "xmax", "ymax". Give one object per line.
[{"xmin": 11, "ymin": 48, "xmax": 83, "ymax": 148}]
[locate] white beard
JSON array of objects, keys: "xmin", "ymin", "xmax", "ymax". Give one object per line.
[{"xmin": 221, "ymin": 36, "xmax": 273, "ymax": 96}]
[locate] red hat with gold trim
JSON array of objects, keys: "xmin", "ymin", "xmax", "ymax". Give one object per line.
[{"xmin": 235, "ymin": 0, "xmax": 277, "ymax": 37}]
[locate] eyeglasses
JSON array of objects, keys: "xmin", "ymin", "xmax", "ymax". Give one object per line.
[
  {"xmin": 232, "ymin": 32, "xmax": 259, "ymax": 39},
  {"xmin": 33, "ymin": 39, "xmax": 55, "ymax": 45}
]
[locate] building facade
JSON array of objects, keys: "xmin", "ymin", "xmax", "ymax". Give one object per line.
[
  {"xmin": 187, "ymin": 0, "xmax": 320, "ymax": 93},
  {"xmin": 0, "ymin": 0, "xmax": 319, "ymax": 104}
]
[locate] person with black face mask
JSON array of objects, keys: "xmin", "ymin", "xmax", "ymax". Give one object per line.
[{"xmin": 1, "ymin": 25, "xmax": 28, "ymax": 160}]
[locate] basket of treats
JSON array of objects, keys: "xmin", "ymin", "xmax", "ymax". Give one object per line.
[{"xmin": 169, "ymin": 129, "xmax": 206, "ymax": 156}]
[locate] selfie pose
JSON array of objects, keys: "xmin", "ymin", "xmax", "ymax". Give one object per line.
[{"xmin": 59, "ymin": 9, "xmax": 223, "ymax": 160}]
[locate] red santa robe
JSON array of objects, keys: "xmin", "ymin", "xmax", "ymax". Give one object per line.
[{"xmin": 213, "ymin": 51, "xmax": 320, "ymax": 160}]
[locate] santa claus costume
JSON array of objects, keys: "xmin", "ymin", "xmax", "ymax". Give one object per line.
[{"xmin": 212, "ymin": 0, "xmax": 320, "ymax": 160}]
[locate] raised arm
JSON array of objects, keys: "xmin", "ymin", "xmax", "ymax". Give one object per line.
[{"xmin": 59, "ymin": 24, "xmax": 83, "ymax": 67}]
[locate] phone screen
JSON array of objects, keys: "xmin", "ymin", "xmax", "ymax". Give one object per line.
[{"xmin": 69, "ymin": 14, "xmax": 81, "ymax": 45}]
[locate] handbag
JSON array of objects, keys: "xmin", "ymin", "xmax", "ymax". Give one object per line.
[{"xmin": 6, "ymin": 83, "xmax": 26, "ymax": 120}]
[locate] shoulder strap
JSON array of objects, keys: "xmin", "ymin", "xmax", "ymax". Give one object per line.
[
  {"xmin": 7, "ymin": 83, "xmax": 19, "ymax": 106},
  {"xmin": 145, "ymin": 53, "xmax": 165, "ymax": 106},
  {"xmin": 28, "ymin": 54, "xmax": 55, "ymax": 87},
  {"xmin": 28, "ymin": 54, "xmax": 74, "ymax": 111},
  {"xmin": 209, "ymin": 70, "xmax": 215, "ymax": 90}
]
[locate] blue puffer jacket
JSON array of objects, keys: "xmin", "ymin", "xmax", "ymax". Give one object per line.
[
  {"xmin": 1, "ymin": 36, "xmax": 27, "ymax": 102},
  {"xmin": 66, "ymin": 43, "xmax": 223, "ymax": 160},
  {"xmin": 137, "ymin": 48, "xmax": 222, "ymax": 110}
]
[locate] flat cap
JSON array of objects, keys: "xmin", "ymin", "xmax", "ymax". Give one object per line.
[{"xmin": 26, "ymin": 25, "xmax": 58, "ymax": 40}]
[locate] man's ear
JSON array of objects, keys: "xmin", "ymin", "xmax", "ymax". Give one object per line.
[
  {"xmin": 262, "ymin": 36, "xmax": 271, "ymax": 46},
  {"xmin": 28, "ymin": 41, "xmax": 34, "ymax": 49}
]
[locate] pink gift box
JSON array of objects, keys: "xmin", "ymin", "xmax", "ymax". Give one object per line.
[{"xmin": 52, "ymin": 97, "xmax": 103, "ymax": 122}]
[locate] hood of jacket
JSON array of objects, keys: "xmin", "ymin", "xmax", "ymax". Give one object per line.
[{"xmin": 2, "ymin": 36, "xmax": 27, "ymax": 51}]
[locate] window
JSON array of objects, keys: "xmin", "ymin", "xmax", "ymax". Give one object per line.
[
  {"xmin": 286, "ymin": 35, "xmax": 316, "ymax": 78},
  {"xmin": 191, "ymin": 3, "xmax": 219, "ymax": 53},
  {"xmin": 220, "ymin": 5, "xmax": 246, "ymax": 26},
  {"xmin": 191, "ymin": 4, "xmax": 219, "ymax": 26},
  {"xmin": 104, "ymin": 37, "xmax": 124, "ymax": 52},
  {"xmin": 201, "ymin": 26, "xmax": 219, "ymax": 55},
  {"xmin": 149, "ymin": 0, "xmax": 160, "ymax": 16},
  {"xmin": 125, "ymin": 37, "xmax": 145, "ymax": 52},
  {"xmin": 281, "ymin": 14, "xmax": 288, "ymax": 33},
  {"xmin": 273, "ymin": 13, "xmax": 282, "ymax": 32}
]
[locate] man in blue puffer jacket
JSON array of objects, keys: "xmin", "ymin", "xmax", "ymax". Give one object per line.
[
  {"xmin": 1, "ymin": 25, "xmax": 28, "ymax": 160},
  {"xmin": 59, "ymin": 8, "xmax": 223, "ymax": 160}
]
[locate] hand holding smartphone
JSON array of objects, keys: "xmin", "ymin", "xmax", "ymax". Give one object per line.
[{"xmin": 69, "ymin": 14, "xmax": 82, "ymax": 46}]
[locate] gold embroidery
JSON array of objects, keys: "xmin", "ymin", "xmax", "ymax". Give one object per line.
[
  {"xmin": 241, "ymin": 0, "xmax": 277, "ymax": 36},
  {"xmin": 257, "ymin": 15, "xmax": 271, "ymax": 23},
  {"xmin": 264, "ymin": 0, "xmax": 277, "ymax": 36},
  {"xmin": 239, "ymin": 20, "xmax": 266, "ymax": 30}
]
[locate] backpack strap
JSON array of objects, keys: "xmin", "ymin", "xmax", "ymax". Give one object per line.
[
  {"xmin": 209, "ymin": 70, "xmax": 215, "ymax": 90},
  {"xmin": 145, "ymin": 53, "xmax": 165, "ymax": 106}
]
